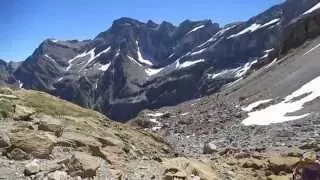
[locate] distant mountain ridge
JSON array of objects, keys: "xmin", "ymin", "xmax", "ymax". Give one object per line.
[{"xmin": 3, "ymin": 0, "xmax": 320, "ymax": 121}]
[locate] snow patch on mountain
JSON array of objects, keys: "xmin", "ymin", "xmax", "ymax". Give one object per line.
[
  {"xmin": 260, "ymin": 18, "xmax": 280, "ymax": 29},
  {"xmin": 66, "ymin": 50, "xmax": 94, "ymax": 71},
  {"xmin": 49, "ymin": 39, "xmax": 59, "ymax": 43},
  {"xmin": 228, "ymin": 18, "xmax": 280, "ymax": 39},
  {"xmin": 303, "ymin": 42, "xmax": 320, "ymax": 56},
  {"xmin": 180, "ymin": 112, "xmax": 190, "ymax": 116},
  {"xmin": 145, "ymin": 67, "xmax": 164, "ymax": 76},
  {"xmin": 242, "ymin": 75, "xmax": 320, "ymax": 125},
  {"xmin": 198, "ymin": 25, "xmax": 236, "ymax": 48},
  {"xmin": 44, "ymin": 54, "xmax": 57, "ymax": 63},
  {"xmin": 80, "ymin": 48, "xmax": 96, "ymax": 70},
  {"xmin": 208, "ymin": 60, "xmax": 258, "ymax": 80},
  {"xmin": 216, "ymin": 25, "xmax": 237, "ymax": 37},
  {"xmin": 96, "ymin": 47, "xmax": 112, "ymax": 58},
  {"xmin": 57, "ymin": 77, "xmax": 63, "ymax": 82},
  {"xmin": 136, "ymin": 41, "xmax": 153, "ymax": 66},
  {"xmin": 264, "ymin": 48, "xmax": 274, "ymax": 54},
  {"xmin": 228, "ymin": 24, "xmax": 261, "ymax": 38},
  {"xmin": 186, "ymin": 25, "xmax": 205, "ymax": 35},
  {"xmin": 191, "ymin": 48, "xmax": 208, "ymax": 56},
  {"xmin": 67, "ymin": 47, "xmax": 112, "ymax": 71},
  {"xmin": 18, "ymin": 80, "xmax": 23, "ymax": 88},
  {"xmin": 235, "ymin": 60, "xmax": 258, "ymax": 78},
  {"xmin": 176, "ymin": 59, "xmax": 205, "ymax": 69},
  {"xmin": 208, "ymin": 69, "xmax": 233, "ymax": 79},
  {"xmin": 128, "ymin": 55, "xmax": 143, "ymax": 67},
  {"xmin": 265, "ymin": 58, "xmax": 278, "ymax": 69},
  {"xmin": 98, "ymin": 62, "xmax": 111, "ymax": 71},
  {"xmin": 147, "ymin": 112, "xmax": 164, "ymax": 117},
  {"xmin": 303, "ymin": 2, "xmax": 320, "ymax": 15},
  {"xmin": 168, "ymin": 53, "xmax": 175, "ymax": 59}
]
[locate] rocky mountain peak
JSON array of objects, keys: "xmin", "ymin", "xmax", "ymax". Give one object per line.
[
  {"xmin": 146, "ymin": 20, "xmax": 158, "ymax": 28},
  {"xmin": 6, "ymin": 0, "xmax": 320, "ymax": 121},
  {"xmin": 0, "ymin": 59, "xmax": 6, "ymax": 66},
  {"xmin": 113, "ymin": 17, "xmax": 144, "ymax": 26}
]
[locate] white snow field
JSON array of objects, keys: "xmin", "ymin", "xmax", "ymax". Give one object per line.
[{"xmin": 242, "ymin": 75, "xmax": 320, "ymax": 125}]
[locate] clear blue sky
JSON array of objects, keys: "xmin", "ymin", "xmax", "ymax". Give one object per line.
[{"xmin": 0, "ymin": 0, "xmax": 283, "ymax": 61}]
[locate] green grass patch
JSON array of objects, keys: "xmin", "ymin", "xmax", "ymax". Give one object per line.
[{"xmin": 0, "ymin": 99, "xmax": 14, "ymax": 118}]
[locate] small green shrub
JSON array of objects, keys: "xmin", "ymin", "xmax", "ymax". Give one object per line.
[{"xmin": 0, "ymin": 99, "xmax": 14, "ymax": 118}]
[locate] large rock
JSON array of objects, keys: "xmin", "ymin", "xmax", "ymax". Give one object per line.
[
  {"xmin": 67, "ymin": 151, "xmax": 102, "ymax": 178},
  {"xmin": 0, "ymin": 132, "xmax": 11, "ymax": 148},
  {"xmin": 24, "ymin": 159, "xmax": 40, "ymax": 175},
  {"xmin": 267, "ymin": 156, "xmax": 300, "ymax": 174},
  {"xmin": 58, "ymin": 131, "xmax": 102, "ymax": 148},
  {"xmin": 7, "ymin": 148, "xmax": 31, "ymax": 160},
  {"xmin": 38, "ymin": 121, "xmax": 63, "ymax": 137},
  {"xmin": 302, "ymin": 152, "xmax": 317, "ymax": 163},
  {"xmin": 241, "ymin": 158, "xmax": 265, "ymax": 170},
  {"xmin": 47, "ymin": 171, "xmax": 68, "ymax": 180},
  {"xmin": 203, "ymin": 142, "xmax": 218, "ymax": 154},
  {"xmin": 162, "ymin": 157, "xmax": 218, "ymax": 180},
  {"xmin": 9, "ymin": 129, "xmax": 57, "ymax": 159}
]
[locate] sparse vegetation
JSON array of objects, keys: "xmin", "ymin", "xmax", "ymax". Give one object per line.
[
  {"xmin": 0, "ymin": 87, "xmax": 13, "ymax": 95},
  {"xmin": 0, "ymin": 99, "xmax": 14, "ymax": 118},
  {"xmin": 15, "ymin": 90, "xmax": 101, "ymax": 118}
]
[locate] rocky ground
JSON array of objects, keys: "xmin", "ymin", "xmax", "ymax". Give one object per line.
[
  {"xmin": 2, "ymin": 86, "xmax": 292, "ymax": 180},
  {"xmin": 129, "ymin": 35, "xmax": 320, "ymax": 179},
  {"xmin": 3, "ymin": 32, "xmax": 320, "ymax": 179},
  {"xmin": 131, "ymin": 93, "xmax": 320, "ymax": 157},
  {"xmin": 0, "ymin": 87, "xmax": 179, "ymax": 179},
  {"xmin": 130, "ymin": 94, "xmax": 320, "ymax": 179},
  {"xmin": 0, "ymin": 83, "xmax": 320, "ymax": 179}
]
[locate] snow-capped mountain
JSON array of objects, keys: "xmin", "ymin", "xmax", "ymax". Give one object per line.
[
  {"xmin": 131, "ymin": 0, "xmax": 320, "ymax": 158},
  {"xmin": 7, "ymin": 0, "xmax": 320, "ymax": 121}
]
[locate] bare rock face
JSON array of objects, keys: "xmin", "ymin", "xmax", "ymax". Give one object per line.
[
  {"xmin": 282, "ymin": 11, "xmax": 320, "ymax": 54},
  {"xmin": 0, "ymin": 60, "xmax": 20, "ymax": 85}
]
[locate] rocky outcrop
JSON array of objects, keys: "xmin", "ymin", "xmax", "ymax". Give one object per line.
[
  {"xmin": 2, "ymin": 86, "xmax": 297, "ymax": 179},
  {"xmin": 281, "ymin": 7, "xmax": 320, "ymax": 54},
  {"xmin": 0, "ymin": 87, "xmax": 175, "ymax": 179},
  {"xmin": 0, "ymin": 60, "xmax": 20, "ymax": 86}
]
